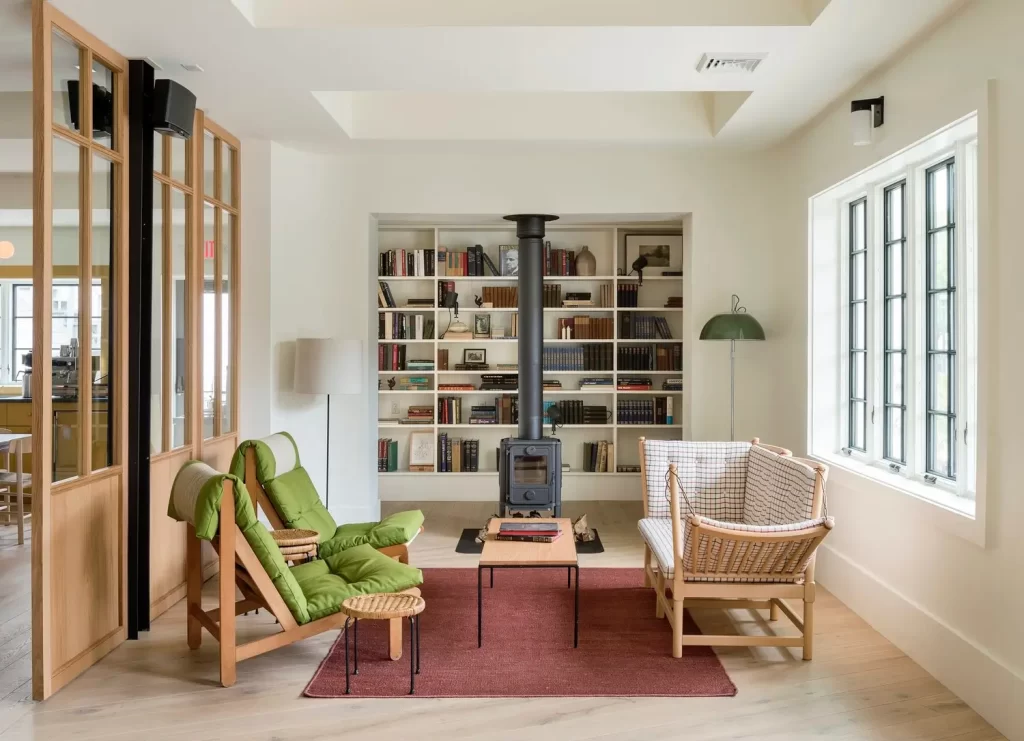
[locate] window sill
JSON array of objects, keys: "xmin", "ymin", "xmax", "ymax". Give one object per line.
[{"xmin": 811, "ymin": 451, "xmax": 986, "ymax": 548}]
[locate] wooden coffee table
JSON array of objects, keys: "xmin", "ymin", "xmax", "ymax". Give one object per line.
[{"xmin": 478, "ymin": 518, "xmax": 579, "ymax": 648}]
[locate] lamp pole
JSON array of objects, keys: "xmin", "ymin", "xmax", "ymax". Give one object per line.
[{"xmin": 730, "ymin": 339, "xmax": 736, "ymax": 442}]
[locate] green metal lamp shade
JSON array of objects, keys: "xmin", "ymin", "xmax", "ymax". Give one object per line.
[{"xmin": 699, "ymin": 312, "xmax": 766, "ymax": 341}]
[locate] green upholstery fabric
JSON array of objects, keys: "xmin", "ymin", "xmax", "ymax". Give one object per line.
[
  {"xmin": 319, "ymin": 510, "xmax": 426, "ymax": 559},
  {"xmin": 289, "ymin": 544, "xmax": 424, "ymax": 622},
  {"xmin": 169, "ymin": 461, "xmax": 311, "ymax": 624},
  {"xmin": 232, "ymin": 433, "xmax": 424, "ymax": 554}
]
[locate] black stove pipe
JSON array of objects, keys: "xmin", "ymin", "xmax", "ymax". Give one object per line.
[{"xmin": 504, "ymin": 214, "xmax": 558, "ymax": 440}]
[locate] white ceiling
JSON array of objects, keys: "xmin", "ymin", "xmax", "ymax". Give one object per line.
[{"xmin": 0, "ymin": 0, "xmax": 971, "ymax": 149}]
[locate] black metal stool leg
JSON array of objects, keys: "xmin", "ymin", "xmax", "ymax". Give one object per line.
[
  {"xmin": 344, "ymin": 617, "xmax": 351, "ymax": 695},
  {"xmin": 353, "ymin": 618, "xmax": 359, "ymax": 674},
  {"xmin": 409, "ymin": 617, "xmax": 416, "ymax": 694},
  {"xmin": 415, "ymin": 614, "xmax": 421, "ymax": 674}
]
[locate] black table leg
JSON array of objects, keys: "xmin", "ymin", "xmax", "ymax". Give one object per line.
[
  {"xmin": 573, "ymin": 565, "xmax": 579, "ymax": 648},
  {"xmin": 490, "ymin": 567, "xmax": 494, "ymax": 588},
  {"xmin": 409, "ymin": 617, "xmax": 416, "ymax": 694},
  {"xmin": 567, "ymin": 566, "xmax": 571, "ymax": 588},
  {"xmin": 344, "ymin": 617, "xmax": 351, "ymax": 694},
  {"xmin": 353, "ymin": 618, "xmax": 359, "ymax": 674},
  {"xmin": 477, "ymin": 566, "xmax": 482, "ymax": 647},
  {"xmin": 415, "ymin": 614, "xmax": 421, "ymax": 674}
]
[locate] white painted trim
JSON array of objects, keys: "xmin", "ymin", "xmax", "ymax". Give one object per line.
[{"xmin": 817, "ymin": 545, "xmax": 1023, "ymax": 740}]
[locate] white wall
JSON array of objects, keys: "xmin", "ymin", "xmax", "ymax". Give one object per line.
[{"xmin": 776, "ymin": 0, "xmax": 1024, "ymax": 737}]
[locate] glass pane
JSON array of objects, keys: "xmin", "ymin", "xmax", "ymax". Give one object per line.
[
  {"xmin": 52, "ymin": 136, "xmax": 82, "ymax": 482},
  {"xmin": 851, "ymin": 302, "xmax": 866, "ymax": 350},
  {"xmin": 886, "ymin": 186, "xmax": 904, "ymax": 241},
  {"xmin": 851, "ymin": 201, "xmax": 865, "ymax": 250},
  {"xmin": 203, "ymin": 203, "xmax": 216, "ymax": 439},
  {"xmin": 91, "ymin": 154, "xmax": 114, "ymax": 471},
  {"xmin": 886, "ymin": 242, "xmax": 903, "ymax": 296},
  {"xmin": 221, "ymin": 145, "xmax": 235, "ymax": 207},
  {"xmin": 171, "ymin": 189, "xmax": 189, "ymax": 447},
  {"xmin": 887, "ymin": 408, "xmax": 903, "ymax": 462},
  {"xmin": 92, "ymin": 59, "xmax": 115, "ymax": 148},
  {"xmin": 14, "ymin": 318, "xmax": 33, "ymax": 376},
  {"xmin": 170, "ymin": 136, "xmax": 186, "ymax": 184},
  {"xmin": 153, "ymin": 131, "xmax": 164, "ymax": 175},
  {"xmin": 887, "ymin": 353, "xmax": 903, "ymax": 405},
  {"xmin": 851, "ymin": 401, "xmax": 866, "ymax": 450},
  {"xmin": 929, "ymin": 414, "xmax": 950, "ymax": 476},
  {"xmin": 930, "ymin": 292, "xmax": 950, "ymax": 351},
  {"xmin": 221, "ymin": 212, "xmax": 233, "ymax": 434},
  {"xmin": 887, "ymin": 297, "xmax": 903, "ymax": 348},
  {"xmin": 929, "ymin": 165, "xmax": 950, "ymax": 227},
  {"xmin": 928, "ymin": 230, "xmax": 950, "ymax": 289},
  {"xmin": 930, "ymin": 354, "xmax": 950, "ymax": 412},
  {"xmin": 15, "ymin": 286, "xmax": 33, "ymax": 316},
  {"xmin": 151, "ymin": 179, "xmax": 165, "ymax": 454},
  {"xmin": 52, "ymin": 30, "xmax": 81, "ymax": 131},
  {"xmin": 514, "ymin": 455, "xmax": 548, "ymax": 485},
  {"xmin": 851, "ymin": 351, "xmax": 865, "ymax": 399},
  {"xmin": 204, "ymin": 132, "xmax": 216, "ymax": 198},
  {"xmin": 851, "ymin": 252, "xmax": 866, "ymax": 300}
]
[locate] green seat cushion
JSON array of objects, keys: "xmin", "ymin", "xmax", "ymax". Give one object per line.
[
  {"xmin": 289, "ymin": 544, "xmax": 423, "ymax": 622},
  {"xmin": 319, "ymin": 509, "xmax": 426, "ymax": 558},
  {"xmin": 264, "ymin": 467, "xmax": 338, "ymax": 541}
]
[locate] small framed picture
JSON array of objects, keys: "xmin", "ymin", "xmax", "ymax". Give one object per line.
[
  {"xmin": 464, "ymin": 348, "xmax": 487, "ymax": 364},
  {"xmin": 625, "ymin": 233, "xmax": 683, "ymax": 272},
  {"xmin": 499, "ymin": 246, "xmax": 519, "ymax": 276},
  {"xmin": 409, "ymin": 430, "xmax": 435, "ymax": 470},
  {"xmin": 473, "ymin": 313, "xmax": 491, "ymax": 338}
]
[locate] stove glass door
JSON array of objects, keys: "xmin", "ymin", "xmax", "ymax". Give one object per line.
[{"xmin": 513, "ymin": 454, "xmax": 548, "ymax": 485}]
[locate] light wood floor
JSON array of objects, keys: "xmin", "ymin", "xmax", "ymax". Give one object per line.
[{"xmin": 0, "ymin": 502, "xmax": 1005, "ymax": 741}]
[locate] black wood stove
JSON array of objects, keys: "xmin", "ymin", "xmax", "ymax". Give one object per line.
[{"xmin": 498, "ymin": 214, "xmax": 563, "ymax": 517}]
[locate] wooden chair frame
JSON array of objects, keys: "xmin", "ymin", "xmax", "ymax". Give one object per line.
[
  {"xmin": 639, "ymin": 437, "xmax": 831, "ymax": 660},
  {"xmin": 242, "ymin": 447, "xmax": 422, "ymax": 565},
  {"xmin": 186, "ymin": 478, "xmax": 417, "ymax": 686}
]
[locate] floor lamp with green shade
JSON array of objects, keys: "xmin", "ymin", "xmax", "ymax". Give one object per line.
[{"xmin": 699, "ymin": 294, "xmax": 766, "ymax": 441}]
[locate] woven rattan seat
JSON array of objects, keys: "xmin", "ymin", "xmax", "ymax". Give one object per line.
[
  {"xmin": 270, "ymin": 528, "xmax": 320, "ymax": 548},
  {"xmin": 341, "ymin": 592, "xmax": 425, "ymax": 620}
]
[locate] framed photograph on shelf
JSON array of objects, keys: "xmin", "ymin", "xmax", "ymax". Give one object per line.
[
  {"xmin": 499, "ymin": 245, "xmax": 519, "ymax": 276},
  {"xmin": 473, "ymin": 313, "xmax": 491, "ymax": 338},
  {"xmin": 625, "ymin": 233, "xmax": 683, "ymax": 272},
  {"xmin": 464, "ymin": 348, "xmax": 487, "ymax": 364},
  {"xmin": 409, "ymin": 430, "xmax": 435, "ymax": 472}
]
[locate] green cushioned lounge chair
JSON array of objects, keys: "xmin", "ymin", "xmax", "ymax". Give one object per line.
[
  {"xmin": 168, "ymin": 460, "xmax": 423, "ymax": 687},
  {"xmin": 230, "ymin": 433, "xmax": 424, "ymax": 563}
]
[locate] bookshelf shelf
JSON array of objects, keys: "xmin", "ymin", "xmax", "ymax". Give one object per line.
[{"xmin": 377, "ymin": 220, "xmax": 687, "ymax": 492}]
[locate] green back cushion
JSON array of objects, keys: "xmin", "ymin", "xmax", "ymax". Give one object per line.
[
  {"xmin": 168, "ymin": 460, "xmax": 311, "ymax": 624},
  {"xmin": 230, "ymin": 433, "xmax": 338, "ymax": 541}
]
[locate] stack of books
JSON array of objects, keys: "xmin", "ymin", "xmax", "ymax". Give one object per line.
[
  {"xmin": 543, "ymin": 379, "xmax": 563, "ymax": 389},
  {"xmin": 455, "ymin": 362, "xmax": 490, "ymax": 372},
  {"xmin": 496, "ymin": 521, "xmax": 562, "ymax": 543},
  {"xmin": 480, "ymin": 373, "xmax": 518, "ymax": 391},
  {"xmin": 562, "ymin": 292, "xmax": 593, "ymax": 308},
  {"xmin": 438, "ymin": 383, "xmax": 476, "ymax": 391},
  {"xmin": 618, "ymin": 377, "xmax": 653, "ymax": 391},
  {"xmin": 665, "ymin": 296, "xmax": 683, "ymax": 308},
  {"xmin": 406, "ymin": 298, "xmax": 434, "ymax": 308},
  {"xmin": 469, "ymin": 405, "xmax": 498, "ymax": 424},
  {"xmin": 403, "ymin": 406, "xmax": 434, "ymax": 425},
  {"xmin": 406, "ymin": 359, "xmax": 435, "ymax": 372},
  {"xmin": 580, "ymin": 377, "xmax": 613, "ymax": 390},
  {"xmin": 396, "ymin": 376, "xmax": 431, "ymax": 391},
  {"xmin": 497, "ymin": 363, "xmax": 519, "ymax": 371},
  {"xmin": 662, "ymin": 377, "xmax": 683, "ymax": 391}
]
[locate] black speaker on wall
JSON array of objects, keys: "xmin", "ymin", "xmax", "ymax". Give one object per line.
[{"xmin": 152, "ymin": 79, "xmax": 196, "ymax": 138}]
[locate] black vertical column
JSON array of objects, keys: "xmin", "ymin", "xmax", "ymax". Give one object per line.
[
  {"xmin": 504, "ymin": 214, "xmax": 558, "ymax": 440},
  {"xmin": 127, "ymin": 59, "xmax": 155, "ymax": 637}
]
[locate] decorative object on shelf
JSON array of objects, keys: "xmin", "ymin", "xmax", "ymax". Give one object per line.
[
  {"xmin": 572, "ymin": 514, "xmax": 596, "ymax": 543},
  {"xmin": 387, "ymin": 376, "xmax": 396, "ymax": 390},
  {"xmin": 629, "ymin": 255, "xmax": 648, "ymax": 285},
  {"xmin": 409, "ymin": 430, "xmax": 436, "ymax": 472},
  {"xmin": 699, "ymin": 294, "xmax": 766, "ymax": 441},
  {"xmin": 625, "ymin": 233, "xmax": 683, "ymax": 272},
  {"xmin": 474, "ymin": 294, "xmax": 483, "ymax": 307},
  {"xmin": 294, "ymin": 337, "xmax": 363, "ymax": 507},
  {"xmin": 574, "ymin": 245, "xmax": 596, "ymax": 276},
  {"xmin": 499, "ymin": 245, "xmax": 519, "ymax": 276},
  {"xmin": 464, "ymin": 348, "xmax": 487, "ymax": 364},
  {"xmin": 473, "ymin": 313, "xmax": 491, "ymax": 339}
]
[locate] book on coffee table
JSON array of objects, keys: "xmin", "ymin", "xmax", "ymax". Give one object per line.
[
  {"xmin": 499, "ymin": 521, "xmax": 562, "ymax": 532},
  {"xmin": 495, "ymin": 531, "xmax": 562, "ymax": 543}
]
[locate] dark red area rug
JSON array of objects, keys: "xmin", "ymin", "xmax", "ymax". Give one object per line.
[{"xmin": 304, "ymin": 568, "xmax": 736, "ymax": 698}]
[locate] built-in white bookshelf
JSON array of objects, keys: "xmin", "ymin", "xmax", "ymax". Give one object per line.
[{"xmin": 374, "ymin": 218, "xmax": 689, "ymax": 501}]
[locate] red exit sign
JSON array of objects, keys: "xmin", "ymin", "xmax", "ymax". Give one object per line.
[{"xmin": 204, "ymin": 240, "xmax": 215, "ymax": 259}]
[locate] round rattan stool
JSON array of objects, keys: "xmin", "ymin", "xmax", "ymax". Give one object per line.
[
  {"xmin": 271, "ymin": 529, "xmax": 319, "ymax": 564},
  {"xmin": 340, "ymin": 593, "xmax": 425, "ymax": 695}
]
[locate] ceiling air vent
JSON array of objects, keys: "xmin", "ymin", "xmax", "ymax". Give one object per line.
[{"xmin": 696, "ymin": 53, "xmax": 766, "ymax": 74}]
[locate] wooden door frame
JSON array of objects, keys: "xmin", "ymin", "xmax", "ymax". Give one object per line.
[{"xmin": 31, "ymin": 0, "xmax": 130, "ymax": 700}]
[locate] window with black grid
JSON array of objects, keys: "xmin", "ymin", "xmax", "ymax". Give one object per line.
[
  {"xmin": 883, "ymin": 181, "xmax": 907, "ymax": 465},
  {"xmin": 848, "ymin": 197, "xmax": 868, "ymax": 452},
  {"xmin": 925, "ymin": 158, "xmax": 956, "ymax": 480}
]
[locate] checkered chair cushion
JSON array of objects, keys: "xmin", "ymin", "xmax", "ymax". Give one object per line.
[
  {"xmin": 642, "ymin": 440, "xmax": 751, "ymax": 520},
  {"xmin": 742, "ymin": 445, "xmax": 818, "ymax": 526}
]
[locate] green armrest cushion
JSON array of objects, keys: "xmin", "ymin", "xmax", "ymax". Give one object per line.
[
  {"xmin": 289, "ymin": 544, "xmax": 424, "ymax": 622},
  {"xmin": 319, "ymin": 509, "xmax": 426, "ymax": 558}
]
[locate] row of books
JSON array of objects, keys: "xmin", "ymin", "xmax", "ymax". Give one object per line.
[
  {"xmin": 556, "ymin": 316, "xmax": 614, "ymax": 340},
  {"xmin": 620, "ymin": 314, "xmax": 673, "ymax": 340},
  {"xmin": 480, "ymin": 373, "xmax": 518, "ymax": 391},
  {"xmin": 544, "ymin": 243, "xmax": 579, "ymax": 277},
  {"xmin": 378, "ymin": 313, "xmax": 436, "ymax": 340},
  {"xmin": 378, "ymin": 344, "xmax": 414, "ymax": 371},
  {"xmin": 437, "ymin": 396, "xmax": 464, "ymax": 424},
  {"xmin": 378, "ymin": 281, "xmax": 435, "ymax": 309},
  {"xmin": 544, "ymin": 400, "xmax": 609, "ymax": 425},
  {"xmin": 617, "ymin": 398, "xmax": 675, "ymax": 425},
  {"xmin": 480, "ymin": 285, "xmax": 519, "ymax": 309},
  {"xmin": 583, "ymin": 441, "xmax": 614, "ymax": 472},
  {"xmin": 438, "ymin": 435, "xmax": 480, "ymax": 472},
  {"xmin": 618, "ymin": 345, "xmax": 683, "ymax": 371},
  {"xmin": 378, "ymin": 249, "xmax": 435, "ymax": 277},
  {"xmin": 377, "ymin": 438, "xmax": 399, "ymax": 472},
  {"xmin": 437, "ymin": 245, "xmax": 501, "ymax": 277},
  {"xmin": 543, "ymin": 344, "xmax": 614, "ymax": 371}
]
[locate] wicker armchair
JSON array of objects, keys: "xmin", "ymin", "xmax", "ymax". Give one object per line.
[{"xmin": 637, "ymin": 438, "xmax": 832, "ymax": 659}]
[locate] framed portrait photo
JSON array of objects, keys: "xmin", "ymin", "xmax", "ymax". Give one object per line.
[
  {"xmin": 625, "ymin": 233, "xmax": 683, "ymax": 272},
  {"xmin": 463, "ymin": 348, "xmax": 487, "ymax": 365},
  {"xmin": 473, "ymin": 313, "xmax": 491, "ymax": 338}
]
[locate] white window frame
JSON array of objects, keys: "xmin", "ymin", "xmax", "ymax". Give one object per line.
[{"xmin": 808, "ymin": 113, "xmax": 982, "ymax": 544}]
